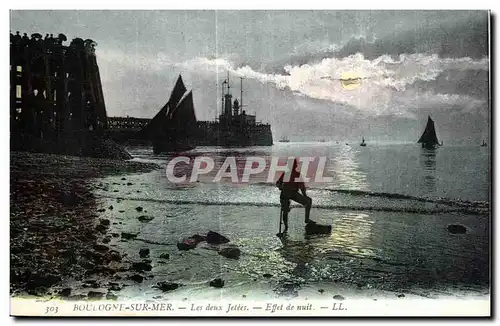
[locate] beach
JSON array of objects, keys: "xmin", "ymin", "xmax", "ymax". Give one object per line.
[{"xmin": 9, "ymin": 142, "xmax": 490, "ymax": 303}]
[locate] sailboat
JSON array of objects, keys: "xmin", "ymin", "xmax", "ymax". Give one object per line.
[
  {"xmin": 140, "ymin": 75, "xmax": 198, "ymax": 154},
  {"xmin": 418, "ymin": 116, "xmax": 440, "ymax": 149},
  {"xmin": 360, "ymin": 137, "xmax": 367, "ymax": 147},
  {"xmin": 279, "ymin": 135, "xmax": 290, "ymax": 143}
]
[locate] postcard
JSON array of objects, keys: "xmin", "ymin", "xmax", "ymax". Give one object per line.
[{"xmin": 9, "ymin": 9, "xmax": 490, "ymax": 317}]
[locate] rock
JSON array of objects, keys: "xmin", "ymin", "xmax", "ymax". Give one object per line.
[
  {"xmin": 104, "ymin": 250, "xmax": 122, "ymax": 263},
  {"xmin": 177, "ymin": 235, "xmax": 205, "ymax": 251},
  {"xmin": 108, "ymin": 205, "xmax": 114, "ymax": 210},
  {"xmin": 106, "ymin": 293, "xmax": 118, "ymax": 300},
  {"xmin": 119, "ymin": 210, "xmax": 125, "ymax": 213},
  {"xmin": 109, "ymin": 284, "xmax": 121, "ymax": 291},
  {"xmin": 129, "ymin": 274, "xmax": 144, "ymax": 283},
  {"xmin": 397, "ymin": 293, "xmax": 405, "ymax": 298},
  {"xmin": 121, "ymin": 232, "xmax": 138, "ymax": 240},
  {"xmin": 87, "ymin": 291, "xmax": 105, "ymax": 299},
  {"xmin": 447, "ymin": 224, "xmax": 467, "ymax": 234},
  {"xmin": 121, "ymin": 178, "xmax": 126, "ymax": 181},
  {"xmin": 318, "ymin": 289, "xmax": 325, "ymax": 294},
  {"xmin": 93, "ymin": 244, "xmax": 109, "ymax": 253},
  {"xmin": 333, "ymin": 295, "xmax": 345, "ymax": 300},
  {"xmin": 139, "ymin": 248, "xmax": 150, "ymax": 258},
  {"xmin": 112, "ymin": 233, "xmax": 119, "ymax": 238},
  {"xmin": 159, "ymin": 253, "xmax": 170, "ymax": 260},
  {"xmin": 100, "ymin": 219, "xmax": 110, "ymax": 226},
  {"xmin": 209, "ymin": 278, "xmax": 224, "ymax": 288},
  {"xmin": 96, "ymin": 224, "xmax": 107, "ymax": 233},
  {"xmin": 156, "ymin": 282, "xmax": 180, "ymax": 292},
  {"xmin": 26, "ymin": 273, "xmax": 61, "ymax": 290},
  {"xmin": 113, "ymin": 190, "xmax": 119, "ymax": 192},
  {"xmin": 59, "ymin": 288, "xmax": 71, "ymax": 297},
  {"xmin": 102, "ymin": 237, "xmax": 111, "ymax": 244},
  {"xmin": 138, "ymin": 215, "xmax": 154, "ymax": 222},
  {"xmin": 206, "ymin": 231, "xmax": 230, "ymax": 244},
  {"xmin": 68, "ymin": 294, "xmax": 87, "ymax": 301},
  {"xmin": 127, "ymin": 182, "xmax": 133, "ymax": 186},
  {"xmin": 305, "ymin": 222, "xmax": 332, "ymax": 235},
  {"xmin": 132, "ymin": 262, "xmax": 152, "ymax": 272},
  {"xmin": 218, "ymin": 247, "xmax": 241, "ymax": 260},
  {"xmin": 97, "ymin": 208, "xmax": 106, "ymax": 213},
  {"xmin": 263, "ymin": 273, "xmax": 273, "ymax": 278},
  {"xmin": 135, "ymin": 206, "xmax": 143, "ymax": 212}
]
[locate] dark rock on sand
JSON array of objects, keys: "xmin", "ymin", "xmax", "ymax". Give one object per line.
[
  {"xmin": 106, "ymin": 292, "xmax": 118, "ymax": 300},
  {"xmin": 177, "ymin": 235, "xmax": 206, "ymax": 251},
  {"xmin": 318, "ymin": 289, "xmax": 325, "ymax": 294},
  {"xmin": 108, "ymin": 205, "xmax": 114, "ymax": 210},
  {"xmin": 138, "ymin": 215, "xmax": 154, "ymax": 222},
  {"xmin": 95, "ymin": 224, "xmax": 107, "ymax": 233},
  {"xmin": 132, "ymin": 262, "xmax": 152, "ymax": 272},
  {"xmin": 159, "ymin": 253, "xmax": 170, "ymax": 260},
  {"xmin": 127, "ymin": 182, "xmax": 133, "ymax": 186},
  {"xmin": 447, "ymin": 224, "xmax": 467, "ymax": 234},
  {"xmin": 87, "ymin": 291, "xmax": 105, "ymax": 299},
  {"xmin": 397, "ymin": 293, "xmax": 405, "ymax": 298},
  {"xmin": 139, "ymin": 248, "xmax": 150, "ymax": 258},
  {"xmin": 206, "ymin": 231, "xmax": 230, "ymax": 244},
  {"xmin": 129, "ymin": 274, "xmax": 144, "ymax": 283},
  {"xmin": 333, "ymin": 295, "xmax": 345, "ymax": 300},
  {"xmin": 112, "ymin": 233, "xmax": 119, "ymax": 238},
  {"xmin": 121, "ymin": 178, "xmax": 126, "ymax": 181},
  {"xmin": 156, "ymin": 282, "xmax": 180, "ymax": 292},
  {"xmin": 59, "ymin": 287, "xmax": 72, "ymax": 297},
  {"xmin": 209, "ymin": 278, "xmax": 224, "ymax": 288},
  {"xmin": 121, "ymin": 232, "xmax": 138, "ymax": 240},
  {"xmin": 97, "ymin": 208, "xmax": 106, "ymax": 213},
  {"xmin": 218, "ymin": 247, "xmax": 241, "ymax": 260},
  {"xmin": 104, "ymin": 250, "xmax": 122, "ymax": 263},
  {"xmin": 109, "ymin": 284, "xmax": 121, "ymax": 291},
  {"xmin": 102, "ymin": 237, "xmax": 111, "ymax": 244},
  {"xmin": 100, "ymin": 219, "xmax": 110, "ymax": 226},
  {"xmin": 263, "ymin": 273, "xmax": 273, "ymax": 278},
  {"xmin": 135, "ymin": 206, "xmax": 143, "ymax": 212},
  {"xmin": 26, "ymin": 273, "xmax": 61, "ymax": 290},
  {"xmin": 93, "ymin": 244, "xmax": 109, "ymax": 253}
]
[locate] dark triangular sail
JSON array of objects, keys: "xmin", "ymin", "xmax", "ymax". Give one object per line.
[
  {"xmin": 418, "ymin": 116, "xmax": 439, "ymax": 146},
  {"xmin": 137, "ymin": 75, "xmax": 187, "ymax": 139}
]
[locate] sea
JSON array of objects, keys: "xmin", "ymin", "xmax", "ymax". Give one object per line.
[{"xmin": 90, "ymin": 141, "xmax": 490, "ymax": 300}]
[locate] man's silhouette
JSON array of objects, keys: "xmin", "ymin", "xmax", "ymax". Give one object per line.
[{"xmin": 276, "ymin": 159, "xmax": 314, "ymax": 232}]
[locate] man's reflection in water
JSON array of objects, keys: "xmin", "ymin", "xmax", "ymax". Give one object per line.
[
  {"xmin": 274, "ymin": 233, "xmax": 323, "ymax": 297},
  {"xmin": 420, "ymin": 148, "xmax": 437, "ymax": 194}
]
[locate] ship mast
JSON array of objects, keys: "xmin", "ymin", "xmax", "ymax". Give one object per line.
[{"xmin": 240, "ymin": 77, "xmax": 243, "ymax": 112}]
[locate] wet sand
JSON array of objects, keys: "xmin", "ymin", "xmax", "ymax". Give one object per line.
[{"xmin": 10, "ymin": 151, "xmax": 160, "ymax": 298}]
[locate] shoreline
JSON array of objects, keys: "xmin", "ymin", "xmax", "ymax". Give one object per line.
[{"xmin": 10, "ymin": 151, "xmax": 161, "ymax": 297}]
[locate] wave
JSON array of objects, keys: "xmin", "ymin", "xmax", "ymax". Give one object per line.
[
  {"xmin": 250, "ymin": 182, "xmax": 489, "ymax": 209},
  {"xmin": 97, "ymin": 194, "xmax": 488, "ymax": 215}
]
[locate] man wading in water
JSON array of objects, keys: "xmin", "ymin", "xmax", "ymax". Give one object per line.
[{"xmin": 276, "ymin": 159, "xmax": 315, "ymax": 233}]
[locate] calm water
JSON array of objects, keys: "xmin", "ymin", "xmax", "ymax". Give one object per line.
[{"xmin": 89, "ymin": 142, "xmax": 490, "ymax": 300}]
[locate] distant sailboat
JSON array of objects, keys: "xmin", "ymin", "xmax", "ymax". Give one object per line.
[
  {"xmin": 418, "ymin": 116, "xmax": 440, "ymax": 149},
  {"xmin": 360, "ymin": 137, "xmax": 367, "ymax": 147},
  {"xmin": 279, "ymin": 135, "xmax": 290, "ymax": 143}
]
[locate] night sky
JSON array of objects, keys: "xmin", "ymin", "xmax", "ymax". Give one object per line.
[{"xmin": 10, "ymin": 10, "xmax": 490, "ymax": 143}]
